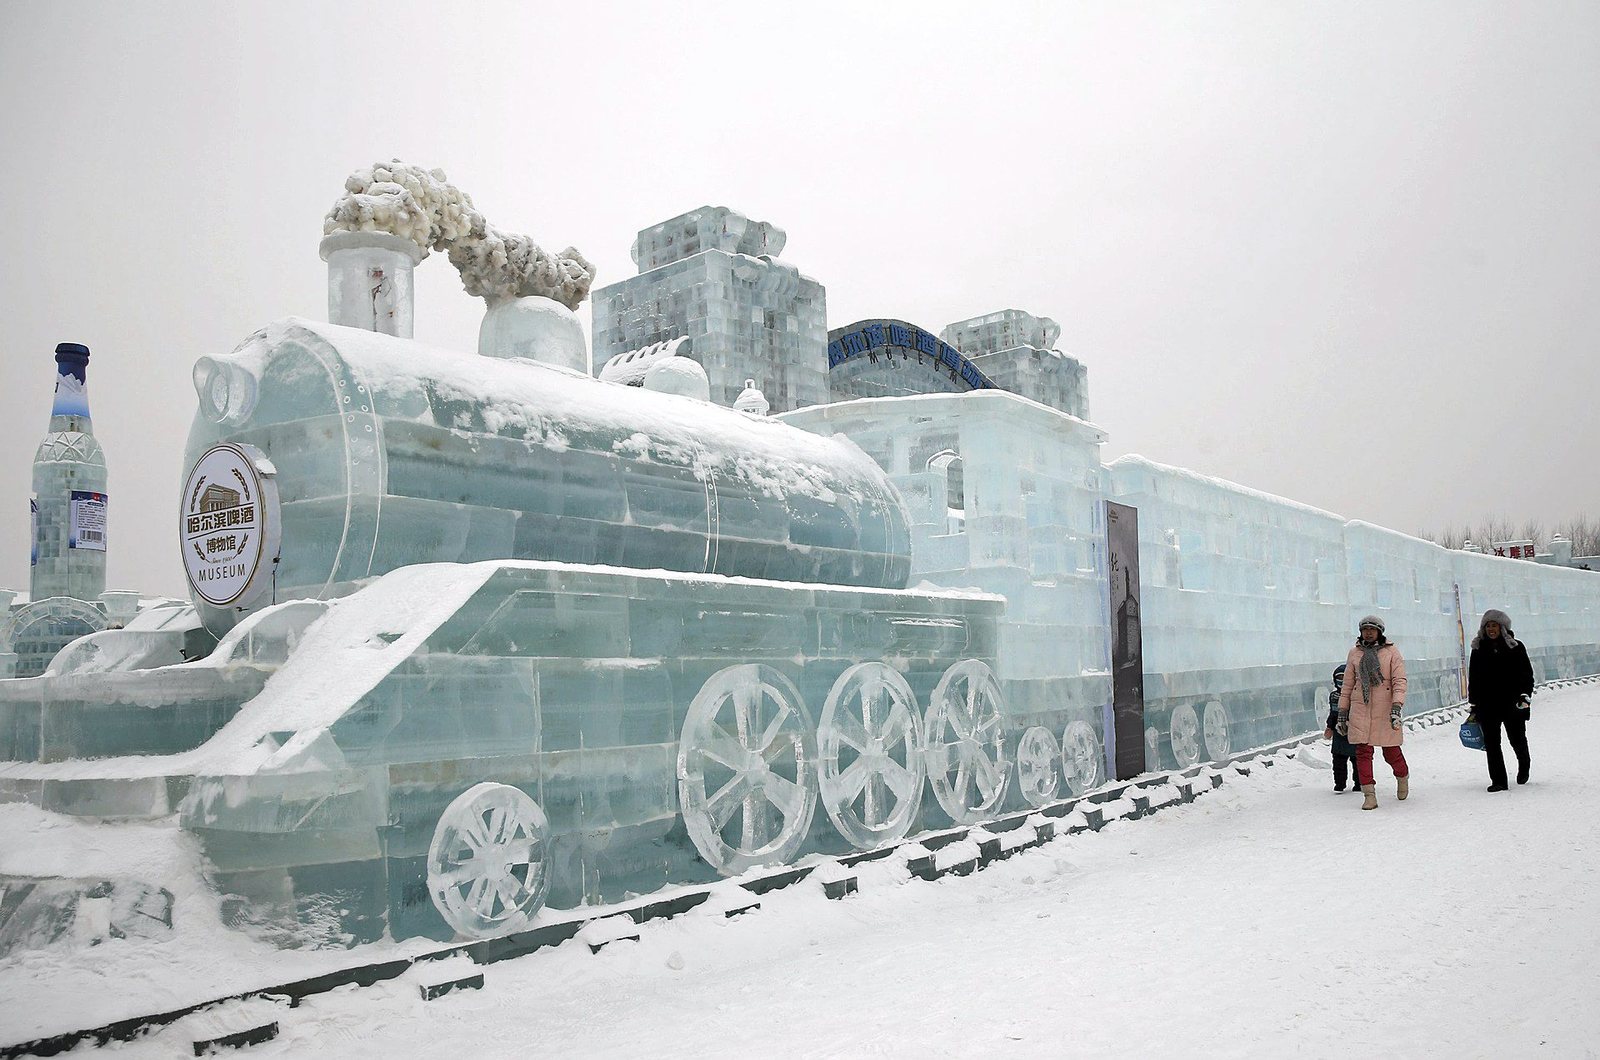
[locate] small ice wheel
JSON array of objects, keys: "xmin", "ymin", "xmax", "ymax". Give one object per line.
[
  {"xmin": 1061, "ymin": 719, "xmax": 1105, "ymax": 796},
  {"xmin": 678, "ymin": 664, "xmax": 818, "ymax": 874},
  {"xmin": 818, "ymin": 662, "xmax": 926, "ymax": 849},
  {"xmin": 923, "ymin": 660, "xmax": 1011, "ymax": 824},
  {"xmin": 1169, "ymin": 703, "xmax": 1201, "ymax": 767},
  {"xmin": 1202, "ymin": 700, "xmax": 1231, "ymax": 761},
  {"xmin": 427, "ymin": 782, "xmax": 551, "ymax": 939},
  {"xmin": 1016, "ymin": 725, "xmax": 1062, "ymax": 807}
]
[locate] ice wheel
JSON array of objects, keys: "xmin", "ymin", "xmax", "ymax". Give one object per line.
[
  {"xmin": 678, "ymin": 664, "xmax": 817, "ymax": 874},
  {"xmin": 818, "ymin": 662, "xmax": 925, "ymax": 850},
  {"xmin": 1202, "ymin": 700, "xmax": 1231, "ymax": 761},
  {"xmin": 923, "ymin": 660, "xmax": 1010, "ymax": 824},
  {"xmin": 1061, "ymin": 719, "xmax": 1105, "ymax": 796},
  {"xmin": 1170, "ymin": 703, "xmax": 1201, "ymax": 767},
  {"xmin": 427, "ymin": 782, "xmax": 551, "ymax": 939},
  {"xmin": 1016, "ymin": 725, "xmax": 1062, "ymax": 808}
]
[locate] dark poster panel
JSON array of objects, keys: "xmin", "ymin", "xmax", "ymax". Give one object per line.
[{"xmin": 1106, "ymin": 501, "xmax": 1146, "ymax": 780}]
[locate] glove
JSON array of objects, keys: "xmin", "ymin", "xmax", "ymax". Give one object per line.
[
  {"xmin": 1336, "ymin": 710, "xmax": 1349, "ymax": 737},
  {"xmin": 1322, "ymin": 728, "xmax": 1333, "ymax": 741},
  {"xmin": 1517, "ymin": 694, "xmax": 1531, "ymax": 719},
  {"xmin": 1390, "ymin": 704, "xmax": 1403, "ymax": 730}
]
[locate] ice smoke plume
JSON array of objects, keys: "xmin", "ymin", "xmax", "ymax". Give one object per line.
[{"xmin": 324, "ymin": 161, "xmax": 595, "ymax": 310}]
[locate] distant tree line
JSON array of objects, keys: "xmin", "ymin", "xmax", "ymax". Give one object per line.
[{"xmin": 1421, "ymin": 515, "xmax": 1600, "ymax": 559}]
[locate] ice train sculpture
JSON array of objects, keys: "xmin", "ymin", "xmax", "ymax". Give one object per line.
[{"xmin": 3, "ymin": 167, "xmax": 1600, "ymax": 952}]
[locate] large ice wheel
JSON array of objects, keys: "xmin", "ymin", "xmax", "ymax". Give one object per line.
[
  {"xmin": 923, "ymin": 660, "xmax": 1010, "ymax": 824},
  {"xmin": 818, "ymin": 662, "xmax": 925, "ymax": 849},
  {"xmin": 1170, "ymin": 703, "xmax": 1201, "ymax": 767},
  {"xmin": 427, "ymin": 782, "xmax": 551, "ymax": 939},
  {"xmin": 1202, "ymin": 700, "xmax": 1231, "ymax": 761},
  {"xmin": 1061, "ymin": 719, "xmax": 1105, "ymax": 796},
  {"xmin": 1016, "ymin": 725, "xmax": 1062, "ymax": 808},
  {"xmin": 678, "ymin": 664, "xmax": 818, "ymax": 874}
]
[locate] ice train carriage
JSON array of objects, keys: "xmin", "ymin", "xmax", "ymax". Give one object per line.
[
  {"xmin": 2, "ymin": 319, "xmax": 1019, "ymax": 944},
  {"xmin": 784, "ymin": 394, "xmax": 1600, "ymax": 776}
]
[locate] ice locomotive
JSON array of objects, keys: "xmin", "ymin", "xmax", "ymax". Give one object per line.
[{"xmin": 171, "ymin": 318, "xmax": 1006, "ymax": 942}]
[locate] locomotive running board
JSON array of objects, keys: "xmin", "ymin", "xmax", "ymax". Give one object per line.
[{"xmin": 11, "ymin": 686, "xmax": 1593, "ymax": 1059}]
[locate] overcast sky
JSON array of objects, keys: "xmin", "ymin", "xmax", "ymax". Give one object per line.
[{"xmin": 2, "ymin": 1, "xmax": 1596, "ymax": 598}]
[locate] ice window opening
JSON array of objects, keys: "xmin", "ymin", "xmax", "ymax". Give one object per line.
[{"xmin": 927, "ymin": 450, "xmax": 965, "ymax": 535}]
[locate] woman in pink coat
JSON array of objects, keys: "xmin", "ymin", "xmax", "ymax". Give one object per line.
[{"xmin": 1336, "ymin": 615, "xmax": 1409, "ymax": 810}]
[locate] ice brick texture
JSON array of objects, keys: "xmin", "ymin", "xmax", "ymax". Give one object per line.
[
  {"xmin": 184, "ymin": 318, "xmax": 908, "ymax": 631},
  {"xmin": 590, "ymin": 207, "xmax": 828, "ymax": 413}
]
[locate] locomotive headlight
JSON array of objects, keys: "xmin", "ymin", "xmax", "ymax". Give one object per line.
[{"xmin": 193, "ymin": 356, "xmax": 259, "ymax": 426}]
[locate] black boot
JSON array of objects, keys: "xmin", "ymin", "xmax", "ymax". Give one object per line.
[{"xmin": 1487, "ymin": 783, "xmax": 1508, "ymax": 792}]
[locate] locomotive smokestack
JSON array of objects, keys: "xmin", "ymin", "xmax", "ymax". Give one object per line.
[
  {"xmin": 319, "ymin": 230, "xmax": 425, "ymax": 338},
  {"xmin": 320, "ymin": 161, "xmax": 596, "ymax": 351}
]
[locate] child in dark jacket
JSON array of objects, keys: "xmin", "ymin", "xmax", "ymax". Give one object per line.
[{"xmin": 1322, "ymin": 664, "xmax": 1358, "ymax": 792}]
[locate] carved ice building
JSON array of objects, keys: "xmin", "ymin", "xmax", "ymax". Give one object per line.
[
  {"xmin": 940, "ymin": 310, "xmax": 1090, "ymax": 420},
  {"xmin": 590, "ymin": 207, "xmax": 829, "ymax": 413}
]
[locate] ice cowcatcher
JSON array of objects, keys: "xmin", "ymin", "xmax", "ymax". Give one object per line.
[
  {"xmin": 31, "ymin": 342, "xmax": 108, "ymax": 602},
  {"xmin": 321, "ymin": 161, "xmax": 596, "ymax": 369}
]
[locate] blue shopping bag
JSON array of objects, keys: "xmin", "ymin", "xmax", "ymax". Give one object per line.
[{"xmin": 1459, "ymin": 720, "xmax": 1485, "ymax": 751}]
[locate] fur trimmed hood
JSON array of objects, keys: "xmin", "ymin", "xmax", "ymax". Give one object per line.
[{"xmin": 1473, "ymin": 608, "xmax": 1519, "ymax": 650}]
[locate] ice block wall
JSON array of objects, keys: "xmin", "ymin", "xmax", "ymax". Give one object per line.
[{"xmin": 791, "ymin": 398, "xmax": 1600, "ymax": 775}]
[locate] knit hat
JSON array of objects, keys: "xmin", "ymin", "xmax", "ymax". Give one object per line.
[
  {"xmin": 1332, "ymin": 663, "xmax": 1347, "ymax": 685},
  {"xmin": 1358, "ymin": 615, "xmax": 1385, "ymax": 633}
]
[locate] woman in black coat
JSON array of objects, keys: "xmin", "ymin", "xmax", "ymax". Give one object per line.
[{"xmin": 1467, "ymin": 608, "xmax": 1535, "ymax": 792}]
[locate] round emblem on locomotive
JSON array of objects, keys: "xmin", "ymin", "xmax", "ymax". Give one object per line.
[{"xmin": 180, "ymin": 442, "xmax": 279, "ymax": 608}]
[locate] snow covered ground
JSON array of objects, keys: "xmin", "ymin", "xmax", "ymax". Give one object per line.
[{"xmin": 7, "ymin": 683, "xmax": 1598, "ymax": 1058}]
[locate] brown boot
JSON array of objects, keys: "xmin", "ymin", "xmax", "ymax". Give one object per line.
[
  {"xmin": 1361, "ymin": 784, "xmax": 1378, "ymax": 810},
  {"xmin": 1397, "ymin": 775, "xmax": 1409, "ymax": 801}
]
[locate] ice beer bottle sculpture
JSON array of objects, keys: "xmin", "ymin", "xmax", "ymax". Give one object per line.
[{"xmin": 30, "ymin": 342, "xmax": 108, "ymax": 602}]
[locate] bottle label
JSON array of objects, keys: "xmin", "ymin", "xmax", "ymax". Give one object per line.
[
  {"xmin": 53, "ymin": 367, "xmax": 91, "ymax": 419},
  {"xmin": 69, "ymin": 490, "xmax": 108, "ymax": 551}
]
